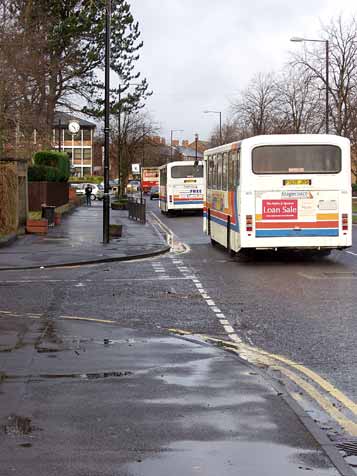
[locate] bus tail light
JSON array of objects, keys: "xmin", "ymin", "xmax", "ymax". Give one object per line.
[
  {"xmin": 246, "ymin": 215, "xmax": 253, "ymax": 232},
  {"xmin": 342, "ymin": 213, "xmax": 348, "ymax": 231},
  {"xmin": 169, "ymin": 195, "xmax": 173, "ymax": 203}
]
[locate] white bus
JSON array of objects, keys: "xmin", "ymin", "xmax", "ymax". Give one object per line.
[
  {"xmin": 203, "ymin": 135, "xmax": 352, "ymax": 254},
  {"xmin": 159, "ymin": 161, "xmax": 205, "ymax": 213}
]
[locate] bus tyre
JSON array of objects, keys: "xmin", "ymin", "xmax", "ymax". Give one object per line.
[{"xmin": 211, "ymin": 238, "xmax": 217, "ymax": 247}]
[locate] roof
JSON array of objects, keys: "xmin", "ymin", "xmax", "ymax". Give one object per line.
[
  {"xmin": 174, "ymin": 146, "xmax": 204, "ymax": 158},
  {"xmin": 53, "ymin": 112, "xmax": 96, "ymax": 128}
]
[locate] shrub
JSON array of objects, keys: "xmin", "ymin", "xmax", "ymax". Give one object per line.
[
  {"xmin": 69, "ymin": 175, "xmax": 103, "ymax": 184},
  {"xmin": 28, "ymin": 165, "xmax": 62, "ymax": 182},
  {"xmin": 33, "ymin": 150, "xmax": 70, "ymax": 182},
  {"xmin": 352, "ymin": 183, "xmax": 357, "ymax": 192}
]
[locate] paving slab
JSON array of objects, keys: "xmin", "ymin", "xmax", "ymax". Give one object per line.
[{"xmin": 0, "ymin": 201, "xmax": 169, "ymax": 270}]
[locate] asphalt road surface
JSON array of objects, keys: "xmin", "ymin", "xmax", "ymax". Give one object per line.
[
  {"xmin": 1, "ymin": 198, "xmax": 357, "ymax": 474},
  {"xmin": 147, "ymin": 199, "xmax": 357, "ymax": 443}
]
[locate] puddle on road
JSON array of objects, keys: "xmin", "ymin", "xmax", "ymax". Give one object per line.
[
  {"xmin": 4, "ymin": 370, "xmax": 133, "ymax": 381},
  {"xmin": 125, "ymin": 440, "xmax": 336, "ymax": 476}
]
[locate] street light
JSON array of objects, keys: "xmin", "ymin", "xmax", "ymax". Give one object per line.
[
  {"xmin": 103, "ymin": 0, "xmax": 111, "ymax": 244},
  {"xmin": 117, "ymin": 82, "xmax": 140, "ymax": 198},
  {"xmin": 194, "ymin": 133, "xmax": 199, "ymax": 167},
  {"xmin": 170, "ymin": 129, "xmax": 183, "ymax": 162},
  {"xmin": 290, "ymin": 36, "xmax": 329, "ymax": 134},
  {"xmin": 203, "ymin": 110, "xmax": 222, "ymax": 144}
]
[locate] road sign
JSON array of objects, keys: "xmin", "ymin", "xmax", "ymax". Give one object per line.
[{"xmin": 132, "ymin": 163, "xmax": 140, "ymax": 173}]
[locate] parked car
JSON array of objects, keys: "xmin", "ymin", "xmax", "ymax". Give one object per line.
[
  {"xmin": 149, "ymin": 185, "xmax": 159, "ymax": 200},
  {"xmin": 71, "ymin": 183, "xmax": 103, "ymax": 200},
  {"xmin": 126, "ymin": 180, "xmax": 141, "ymax": 193}
]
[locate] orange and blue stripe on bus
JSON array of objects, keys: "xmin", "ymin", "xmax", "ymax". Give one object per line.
[
  {"xmin": 203, "ymin": 191, "xmax": 239, "ymax": 231},
  {"xmin": 174, "ymin": 197, "xmax": 203, "ymax": 205},
  {"xmin": 255, "ymin": 213, "xmax": 339, "ymax": 237}
]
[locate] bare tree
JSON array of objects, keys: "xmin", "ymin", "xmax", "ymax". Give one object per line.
[
  {"xmin": 291, "ymin": 16, "xmax": 357, "ymax": 137},
  {"xmin": 231, "ymin": 73, "xmax": 278, "ymax": 136},
  {"xmin": 274, "ymin": 67, "xmax": 324, "ymax": 133}
]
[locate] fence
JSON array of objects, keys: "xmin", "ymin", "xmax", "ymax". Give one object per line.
[
  {"xmin": 28, "ymin": 182, "xmax": 69, "ymax": 211},
  {"xmin": 128, "ymin": 197, "xmax": 146, "ymax": 224}
]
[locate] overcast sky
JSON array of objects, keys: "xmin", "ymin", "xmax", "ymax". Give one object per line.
[{"xmin": 129, "ymin": 0, "xmax": 356, "ymax": 144}]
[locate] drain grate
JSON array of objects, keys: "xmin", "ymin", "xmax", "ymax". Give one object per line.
[{"xmin": 336, "ymin": 440, "xmax": 357, "ymax": 456}]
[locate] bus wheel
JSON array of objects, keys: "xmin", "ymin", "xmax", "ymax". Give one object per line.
[
  {"xmin": 161, "ymin": 210, "xmax": 167, "ymax": 215},
  {"xmin": 211, "ymin": 238, "xmax": 217, "ymax": 246},
  {"xmin": 228, "ymin": 249, "xmax": 236, "ymax": 257}
]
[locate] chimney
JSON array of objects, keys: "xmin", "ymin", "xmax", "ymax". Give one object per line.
[{"xmin": 172, "ymin": 139, "xmax": 179, "ymax": 146}]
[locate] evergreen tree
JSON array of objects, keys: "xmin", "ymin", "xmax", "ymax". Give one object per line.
[{"xmin": 1, "ymin": 0, "xmax": 151, "ymax": 142}]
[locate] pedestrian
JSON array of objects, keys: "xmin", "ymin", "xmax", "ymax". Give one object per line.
[{"xmin": 85, "ymin": 184, "xmax": 93, "ymax": 207}]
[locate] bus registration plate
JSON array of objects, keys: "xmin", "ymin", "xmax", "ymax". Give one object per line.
[{"xmin": 283, "ymin": 179, "xmax": 311, "ymax": 186}]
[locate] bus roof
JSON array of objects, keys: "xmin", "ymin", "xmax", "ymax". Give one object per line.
[
  {"xmin": 159, "ymin": 160, "xmax": 203, "ymax": 169},
  {"xmin": 204, "ymin": 134, "xmax": 350, "ymax": 156}
]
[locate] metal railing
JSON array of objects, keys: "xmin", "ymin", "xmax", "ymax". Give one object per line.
[{"xmin": 128, "ymin": 197, "xmax": 146, "ymax": 224}]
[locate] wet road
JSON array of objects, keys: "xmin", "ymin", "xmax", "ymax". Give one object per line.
[
  {"xmin": 1, "ymin": 199, "xmax": 357, "ymax": 474},
  {"xmin": 148, "ymin": 200, "xmax": 357, "ymax": 440}
]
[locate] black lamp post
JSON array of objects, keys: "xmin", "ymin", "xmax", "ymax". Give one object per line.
[
  {"xmin": 103, "ymin": 0, "xmax": 111, "ymax": 244},
  {"xmin": 203, "ymin": 110, "xmax": 222, "ymax": 144},
  {"xmin": 194, "ymin": 133, "xmax": 198, "ymax": 166},
  {"xmin": 290, "ymin": 36, "xmax": 329, "ymax": 134}
]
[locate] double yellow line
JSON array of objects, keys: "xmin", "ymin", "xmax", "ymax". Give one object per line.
[{"xmin": 170, "ymin": 328, "xmax": 357, "ymax": 436}]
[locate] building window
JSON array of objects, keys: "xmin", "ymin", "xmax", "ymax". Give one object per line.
[
  {"xmin": 83, "ymin": 149, "xmax": 91, "ymax": 165},
  {"xmin": 64, "ymin": 130, "xmax": 72, "ymax": 141},
  {"xmin": 83, "ymin": 129, "xmax": 91, "ymax": 141},
  {"xmin": 73, "ymin": 149, "xmax": 81, "ymax": 164},
  {"xmin": 83, "ymin": 167, "xmax": 91, "ymax": 176}
]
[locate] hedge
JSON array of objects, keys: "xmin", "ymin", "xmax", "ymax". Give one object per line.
[
  {"xmin": 33, "ymin": 150, "xmax": 70, "ymax": 182},
  {"xmin": 69, "ymin": 175, "xmax": 103, "ymax": 184},
  {"xmin": 28, "ymin": 164, "xmax": 63, "ymax": 182}
]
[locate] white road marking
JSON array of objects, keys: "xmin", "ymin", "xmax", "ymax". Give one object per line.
[
  {"xmin": 345, "ymin": 250, "xmax": 357, "ymax": 257},
  {"xmin": 206, "ymin": 300, "xmax": 215, "ymax": 306}
]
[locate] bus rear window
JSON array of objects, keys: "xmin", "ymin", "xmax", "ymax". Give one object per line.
[
  {"xmin": 171, "ymin": 165, "xmax": 203, "ymax": 178},
  {"xmin": 252, "ymin": 145, "xmax": 341, "ymax": 174}
]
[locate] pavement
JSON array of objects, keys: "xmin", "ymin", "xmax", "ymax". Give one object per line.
[
  {"xmin": 0, "ymin": 315, "xmax": 348, "ymax": 476},
  {"xmin": 0, "ymin": 199, "xmax": 354, "ymax": 475},
  {"xmin": 0, "ymin": 201, "xmax": 169, "ymax": 270}
]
